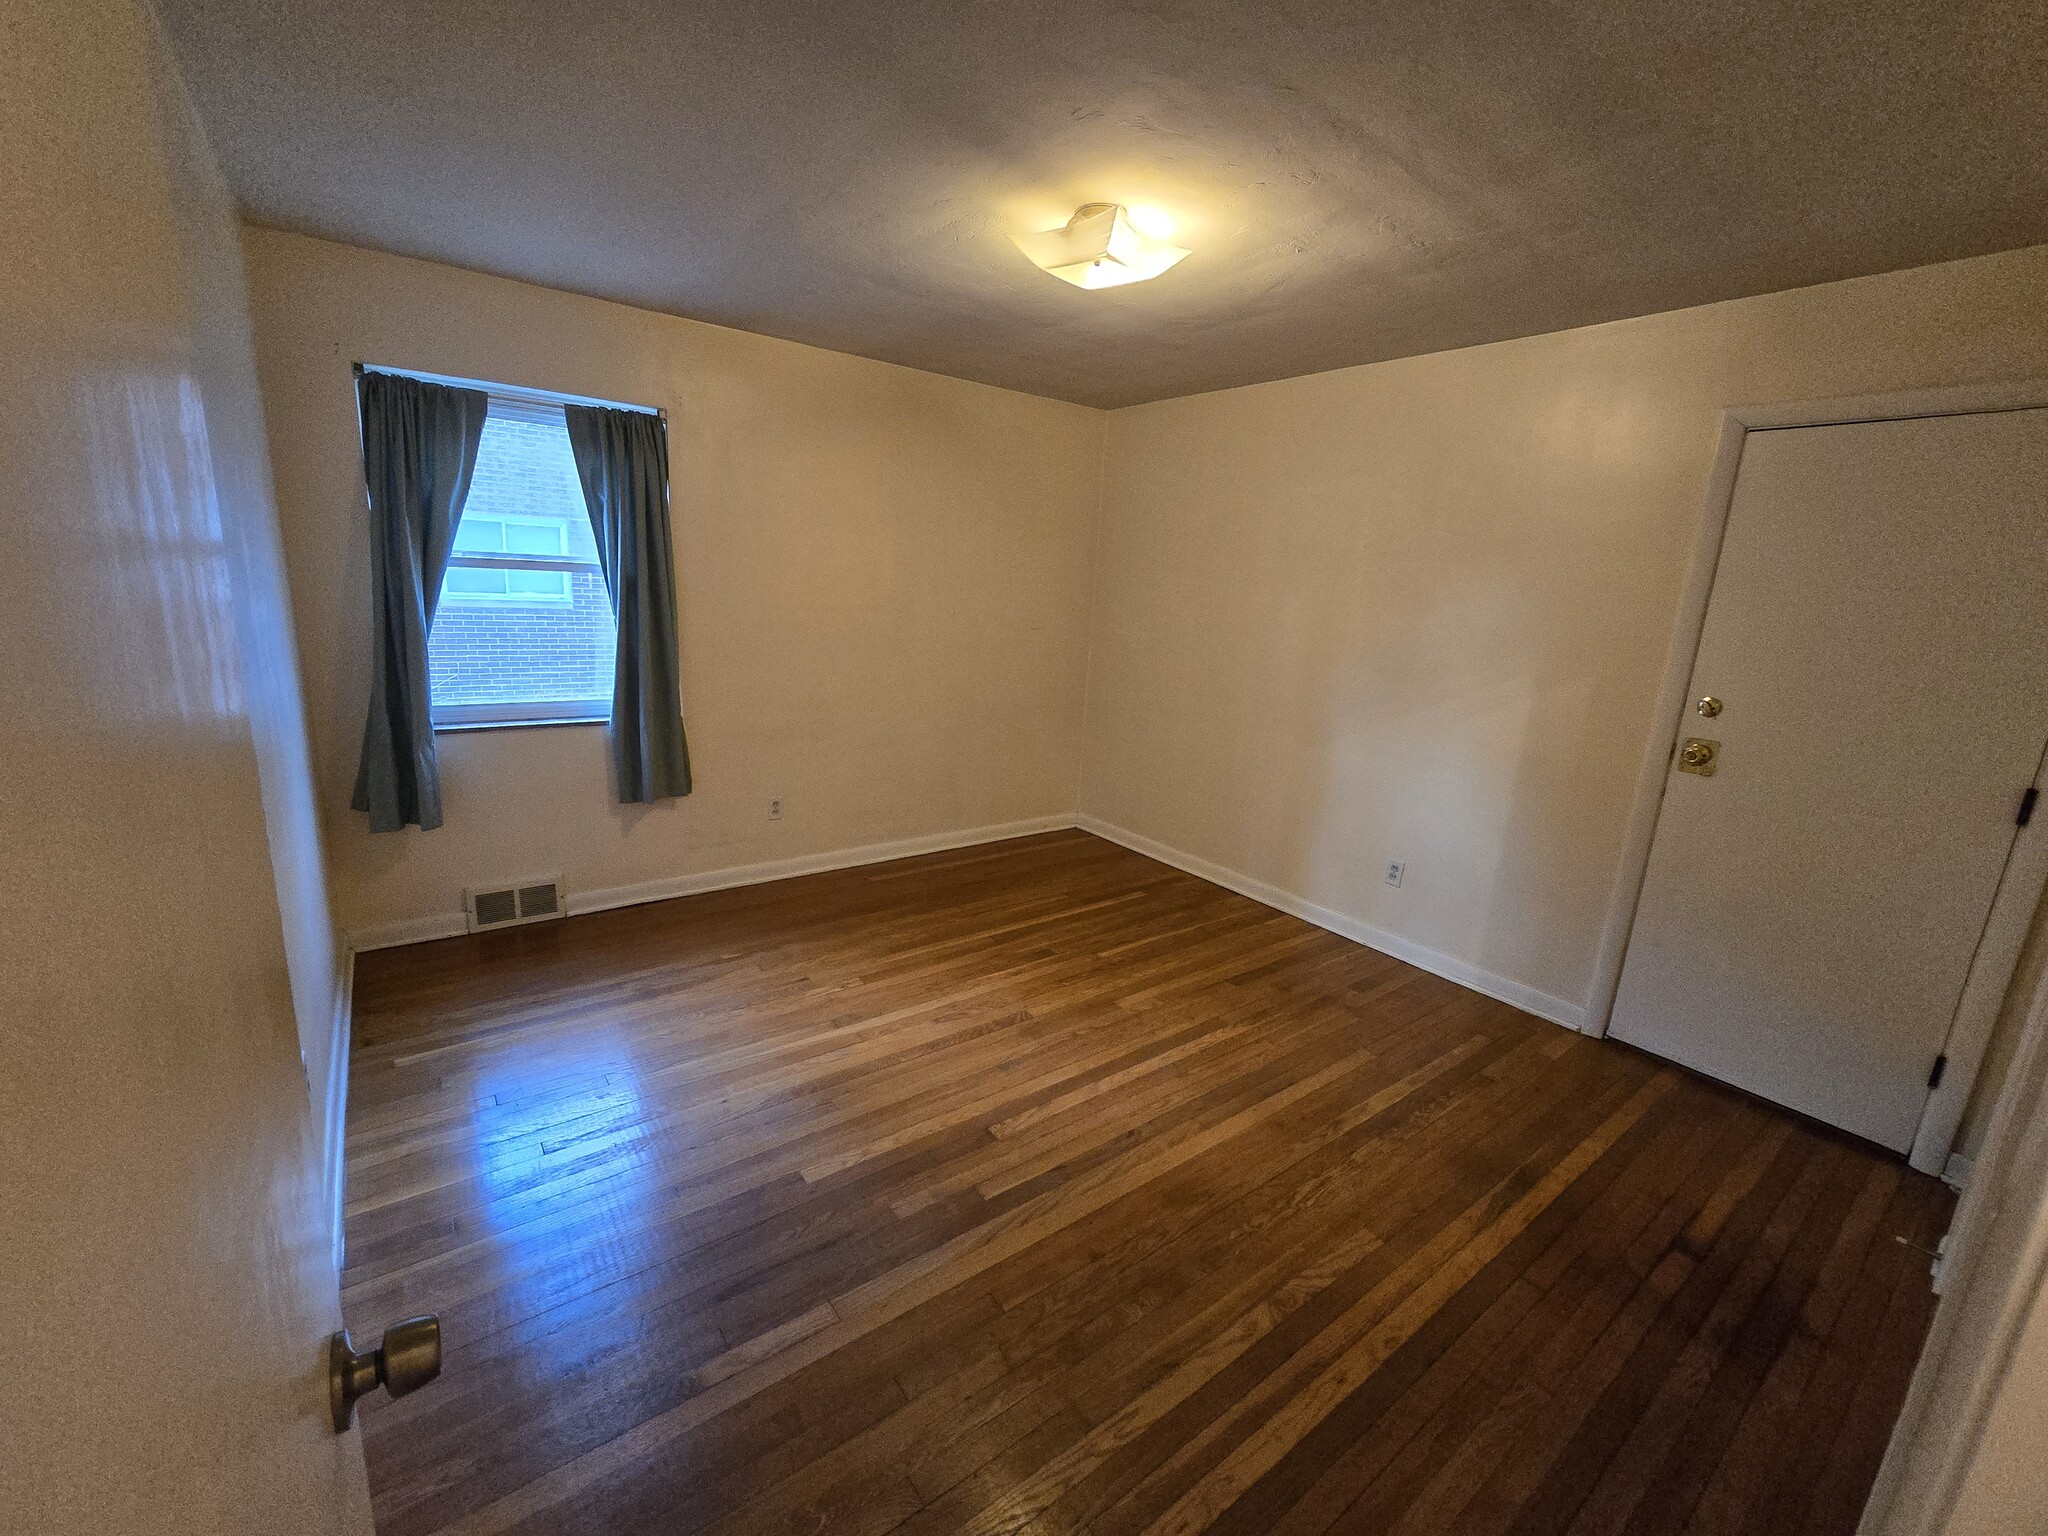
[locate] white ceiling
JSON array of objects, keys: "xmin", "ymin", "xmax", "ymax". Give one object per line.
[{"xmin": 159, "ymin": 0, "xmax": 2048, "ymax": 408}]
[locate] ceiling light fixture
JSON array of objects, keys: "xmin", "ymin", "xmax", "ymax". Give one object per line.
[{"xmin": 1012, "ymin": 202, "xmax": 1191, "ymax": 290}]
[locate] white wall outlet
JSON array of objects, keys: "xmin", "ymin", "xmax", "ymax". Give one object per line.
[
  {"xmin": 1384, "ymin": 860, "xmax": 1405, "ymax": 888},
  {"xmin": 767, "ymin": 796, "xmax": 784, "ymax": 820}
]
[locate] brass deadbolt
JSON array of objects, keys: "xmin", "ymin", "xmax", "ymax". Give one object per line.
[
  {"xmin": 1676, "ymin": 738, "xmax": 1719, "ymax": 776},
  {"xmin": 330, "ymin": 1314, "xmax": 442, "ymax": 1432},
  {"xmin": 1696, "ymin": 695, "xmax": 1723, "ymax": 718}
]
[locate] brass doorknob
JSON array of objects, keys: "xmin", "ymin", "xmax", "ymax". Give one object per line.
[{"xmin": 330, "ymin": 1315, "xmax": 442, "ymax": 1432}]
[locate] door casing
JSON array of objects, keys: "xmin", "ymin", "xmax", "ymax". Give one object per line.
[{"xmin": 1585, "ymin": 378, "xmax": 2048, "ymax": 1177}]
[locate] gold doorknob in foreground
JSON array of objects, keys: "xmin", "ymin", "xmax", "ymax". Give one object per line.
[
  {"xmin": 1676, "ymin": 738, "xmax": 1719, "ymax": 776},
  {"xmin": 330, "ymin": 1314, "xmax": 442, "ymax": 1432}
]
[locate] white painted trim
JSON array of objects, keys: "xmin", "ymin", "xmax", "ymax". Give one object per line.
[
  {"xmin": 1075, "ymin": 815, "xmax": 1587, "ymax": 1032},
  {"xmin": 1584, "ymin": 413, "xmax": 1748, "ymax": 1040},
  {"xmin": 1942, "ymin": 1152, "xmax": 1974, "ymax": 1192},
  {"xmin": 325, "ymin": 950, "xmax": 353, "ymax": 1274},
  {"xmin": 1723, "ymin": 378, "xmax": 2048, "ymax": 432},
  {"xmin": 347, "ymin": 909, "xmax": 470, "ymax": 952},
  {"xmin": 565, "ymin": 816, "xmax": 1076, "ymax": 917},
  {"xmin": 1912, "ymin": 755, "xmax": 2048, "ymax": 1175},
  {"xmin": 343, "ymin": 814, "xmax": 1078, "ymax": 954},
  {"xmin": 1861, "ymin": 959, "xmax": 2048, "ymax": 1536},
  {"xmin": 1584, "ymin": 379, "xmax": 2048, "ymax": 1180}
]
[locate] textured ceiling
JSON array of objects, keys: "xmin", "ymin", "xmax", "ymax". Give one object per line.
[{"xmin": 159, "ymin": 0, "xmax": 2048, "ymax": 408}]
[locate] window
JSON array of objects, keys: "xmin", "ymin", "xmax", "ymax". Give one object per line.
[
  {"xmin": 427, "ymin": 397, "xmax": 617, "ymax": 728},
  {"xmin": 445, "ymin": 515, "xmax": 575, "ymax": 603}
]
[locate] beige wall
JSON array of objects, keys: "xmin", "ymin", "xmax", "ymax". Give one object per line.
[
  {"xmin": 1081, "ymin": 246, "xmax": 2048, "ymax": 1053},
  {"xmin": 242, "ymin": 228, "xmax": 1105, "ymax": 942},
  {"xmin": 0, "ymin": 0, "xmax": 367, "ymax": 1529},
  {"xmin": 243, "ymin": 221, "xmax": 2047, "ymax": 1150}
]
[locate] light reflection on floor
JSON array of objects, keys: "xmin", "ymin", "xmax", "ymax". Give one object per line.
[{"xmin": 466, "ymin": 1038, "xmax": 656, "ymax": 1330}]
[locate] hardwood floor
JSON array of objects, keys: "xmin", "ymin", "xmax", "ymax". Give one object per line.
[{"xmin": 344, "ymin": 830, "xmax": 1950, "ymax": 1536}]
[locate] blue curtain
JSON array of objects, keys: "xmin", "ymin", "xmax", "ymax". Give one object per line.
[
  {"xmin": 350, "ymin": 372, "xmax": 488, "ymax": 832},
  {"xmin": 564, "ymin": 404, "xmax": 692, "ymax": 803}
]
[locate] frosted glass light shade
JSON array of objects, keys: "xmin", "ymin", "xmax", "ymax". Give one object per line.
[{"xmin": 1013, "ymin": 203, "xmax": 1191, "ymax": 289}]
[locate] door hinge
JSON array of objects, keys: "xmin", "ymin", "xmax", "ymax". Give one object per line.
[
  {"xmin": 2020, "ymin": 787, "xmax": 2039, "ymax": 828},
  {"xmin": 1928, "ymin": 1054, "xmax": 1948, "ymax": 1090}
]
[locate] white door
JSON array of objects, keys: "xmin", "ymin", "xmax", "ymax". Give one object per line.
[
  {"xmin": 1, "ymin": 0, "xmax": 375, "ymax": 1528},
  {"xmin": 1610, "ymin": 408, "xmax": 2048, "ymax": 1153}
]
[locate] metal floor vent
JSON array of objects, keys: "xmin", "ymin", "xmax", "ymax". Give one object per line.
[{"xmin": 464, "ymin": 875, "xmax": 565, "ymax": 933}]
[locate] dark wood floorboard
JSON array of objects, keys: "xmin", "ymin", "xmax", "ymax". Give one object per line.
[{"xmin": 344, "ymin": 829, "xmax": 1949, "ymax": 1536}]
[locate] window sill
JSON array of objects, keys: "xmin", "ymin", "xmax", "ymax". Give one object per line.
[{"xmin": 434, "ymin": 715, "xmax": 608, "ymax": 734}]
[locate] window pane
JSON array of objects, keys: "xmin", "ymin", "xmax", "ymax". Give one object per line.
[
  {"xmin": 444, "ymin": 566, "xmax": 506, "ymax": 596},
  {"xmin": 452, "ymin": 517, "xmax": 506, "ymax": 554},
  {"xmin": 429, "ymin": 405, "xmax": 618, "ymax": 711},
  {"xmin": 503, "ymin": 521, "xmax": 567, "ymax": 557},
  {"xmin": 504, "ymin": 569, "xmax": 568, "ymax": 598}
]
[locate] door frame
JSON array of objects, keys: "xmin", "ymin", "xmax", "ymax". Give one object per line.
[
  {"xmin": 1583, "ymin": 378, "xmax": 2048, "ymax": 1177},
  {"xmin": 1860, "ymin": 933, "xmax": 2048, "ymax": 1535}
]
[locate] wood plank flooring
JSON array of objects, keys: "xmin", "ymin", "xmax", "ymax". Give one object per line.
[{"xmin": 345, "ymin": 830, "xmax": 1949, "ymax": 1536}]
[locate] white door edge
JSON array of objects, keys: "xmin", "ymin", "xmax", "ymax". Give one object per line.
[{"xmin": 1910, "ymin": 746, "xmax": 2048, "ymax": 1173}]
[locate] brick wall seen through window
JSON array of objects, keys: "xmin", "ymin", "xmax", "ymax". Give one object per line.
[{"xmin": 428, "ymin": 408, "xmax": 617, "ymax": 711}]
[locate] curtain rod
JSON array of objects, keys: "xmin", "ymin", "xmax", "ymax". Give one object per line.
[{"xmin": 353, "ymin": 361, "xmax": 665, "ymax": 421}]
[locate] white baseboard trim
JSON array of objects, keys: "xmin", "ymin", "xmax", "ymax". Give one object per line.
[
  {"xmin": 1073, "ymin": 814, "xmax": 1589, "ymax": 1033},
  {"xmin": 325, "ymin": 951, "xmax": 353, "ymax": 1274},
  {"xmin": 347, "ymin": 909, "xmax": 469, "ymax": 952},
  {"xmin": 343, "ymin": 814, "xmax": 1079, "ymax": 954},
  {"xmin": 1942, "ymin": 1151, "xmax": 1974, "ymax": 1191},
  {"xmin": 567, "ymin": 815, "xmax": 1077, "ymax": 918}
]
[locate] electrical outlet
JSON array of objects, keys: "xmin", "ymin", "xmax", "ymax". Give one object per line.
[
  {"xmin": 1384, "ymin": 860, "xmax": 1405, "ymax": 888},
  {"xmin": 767, "ymin": 796, "xmax": 784, "ymax": 820}
]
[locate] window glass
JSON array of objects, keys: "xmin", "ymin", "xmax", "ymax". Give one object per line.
[
  {"xmin": 444, "ymin": 567, "xmax": 506, "ymax": 597},
  {"xmin": 504, "ymin": 522, "xmax": 564, "ymax": 557},
  {"xmin": 452, "ymin": 517, "xmax": 505, "ymax": 554},
  {"xmin": 427, "ymin": 403, "xmax": 617, "ymax": 722}
]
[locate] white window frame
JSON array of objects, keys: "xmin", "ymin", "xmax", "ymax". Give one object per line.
[
  {"xmin": 432, "ymin": 698, "xmax": 611, "ymax": 729},
  {"xmin": 422, "ymin": 389, "xmax": 626, "ymax": 731},
  {"xmin": 443, "ymin": 513, "xmax": 586, "ymax": 606}
]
